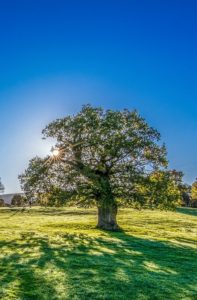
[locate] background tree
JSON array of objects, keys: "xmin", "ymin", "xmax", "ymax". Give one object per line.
[
  {"xmin": 147, "ymin": 170, "xmax": 183, "ymax": 209},
  {"xmin": 11, "ymin": 194, "xmax": 26, "ymax": 207},
  {"xmin": 131, "ymin": 170, "xmax": 183, "ymax": 210},
  {"xmin": 191, "ymin": 180, "xmax": 197, "ymax": 208},
  {"xmin": 0, "ymin": 178, "xmax": 5, "ymax": 208},
  {"xmin": 0, "ymin": 178, "xmax": 5, "ymax": 194},
  {"xmin": 20, "ymin": 105, "xmax": 174, "ymax": 230},
  {"xmin": 39, "ymin": 187, "xmax": 69, "ymax": 207},
  {"xmin": 0, "ymin": 198, "xmax": 4, "ymax": 207},
  {"xmin": 166, "ymin": 170, "xmax": 191, "ymax": 207}
]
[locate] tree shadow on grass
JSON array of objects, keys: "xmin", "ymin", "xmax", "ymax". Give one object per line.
[
  {"xmin": 0, "ymin": 231, "xmax": 196, "ymax": 300},
  {"xmin": 0, "ymin": 208, "xmax": 96, "ymax": 217},
  {"xmin": 177, "ymin": 207, "xmax": 197, "ymax": 217},
  {"xmin": 29, "ymin": 208, "xmax": 96, "ymax": 217}
]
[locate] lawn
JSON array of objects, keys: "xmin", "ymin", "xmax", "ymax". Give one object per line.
[{"xmin": 0, "ymin": 207, "xmax": 196, "ymax": 300}]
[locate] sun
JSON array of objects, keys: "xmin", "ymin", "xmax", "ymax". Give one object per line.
[{"xmin": 52, "ymin": 149, "xmax": 60, "ymax": 157}]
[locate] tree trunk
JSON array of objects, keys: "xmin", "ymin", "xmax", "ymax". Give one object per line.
[{"xmin": 97, "ymin": 202, "xmax": 119, "ymax": 231}]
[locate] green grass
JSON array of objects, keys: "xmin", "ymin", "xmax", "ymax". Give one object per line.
[{"xmin": 0, "ymin": 207, "xmax": 196, "ymax": 300}]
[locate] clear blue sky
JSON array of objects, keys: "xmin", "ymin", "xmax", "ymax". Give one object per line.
[{"xmin": 0, "ymin": 0, "xmax": 196, "ymax": 193}]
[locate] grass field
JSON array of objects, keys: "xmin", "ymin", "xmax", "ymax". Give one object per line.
[{"xmin": 0, "ymin": 207, "xmax": 196, "ymax": 300}]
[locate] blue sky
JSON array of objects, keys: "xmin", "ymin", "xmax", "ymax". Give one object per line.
[{"xmin": 0, "ymin": 0, "xmax": 197, "ymax": 193}]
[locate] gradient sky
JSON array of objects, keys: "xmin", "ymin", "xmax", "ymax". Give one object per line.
[{"xmin": 0, "ymin": 0, "xmax": 197, "ymax": 193}]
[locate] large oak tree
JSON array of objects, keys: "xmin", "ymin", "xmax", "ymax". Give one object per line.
[{"xmin": 20, "ymin": 105, "xmax": 169, "ymax": 230}]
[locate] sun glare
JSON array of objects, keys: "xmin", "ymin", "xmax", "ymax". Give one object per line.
[{"xmin": 52, "ymin": 149, "xmax": 59, "ymax": 157}]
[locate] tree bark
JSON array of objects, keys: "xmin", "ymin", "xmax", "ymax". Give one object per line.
[
  {"xmin": 95, "ymin": 174, "xmax": 120, "ymax": 231},
  {"xmin": 97, "ymin": 202, "xmax": 119, "ymax": 231}
]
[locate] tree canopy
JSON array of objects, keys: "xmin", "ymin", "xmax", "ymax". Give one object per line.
[{"xmin": 19, "ymin": 105, "xmax": 182, "ymax": 230}]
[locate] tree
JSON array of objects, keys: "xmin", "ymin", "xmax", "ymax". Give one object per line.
[
  {"xmin": 0, "ymin": 198, "xmax": 4, "ymax": 207},
  {"xmin": 0, "ymin": 178, "xmax": 5, "ymax": 194},
  {"xmin": 11, "ymin": 194, "xmax": 26, "ymax": 207},
  {"xmin": 39, "ymin": 187, "xmax": 69, "ymax": 207},
  {"xmin": 20, "ymin": 105, "xmax": 169, "ymax": 230},
  {"xmin": 165, "ymin": 170, "xmax": 191, "ymax": 207},
  {"xmin": 142, "ymin": 170, "xmax": 182, "ymax": 209},
  {"xmin": 191, "ymin": 180, "xmax": 197, "ymax": 208}
]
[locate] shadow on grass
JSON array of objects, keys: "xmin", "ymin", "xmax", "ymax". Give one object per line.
[
  {"xmin": 36, "ymin": 209, "xmax": 96, "ymax": 216},
  {"xmin": 0, "ymin": 230, "xmax": 196, "ymax": 300},
  {"xmin": 0, "ymin": 207, "xmax": 96, "ymax": 218},
  {"xmin": 177, "ymin": 207, "xmax": 197, "ymax": 217}
]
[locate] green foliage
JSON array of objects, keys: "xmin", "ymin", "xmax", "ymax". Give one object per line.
[
  {"xmin": 0, "ymin": 177, "xmax": 4, "ymax": 194},
  {"xmin": 11, "ymin": 194, "xmax": 26, "ymax": 207},
  {"xmin": 19, "ymin": 105, "xmax": 187, "ymax": 230},
  {"xmin": 39, "ymin": 187, "xmax": 68, "ymax": 207},
  {"xmin": 191, "ymin": 180, "xmax": 197, "ymax": 199},
  {"xmin": 0, "ymin": 207, "xmax": 196, "ymax": 299},
  {"xmin": 191, "ymin": 180, "xmax": 197, "ymax": 207},
  {"xmin": 119, "ymin": 170, "xmax": 183, "ymax": 210},
  {"xmin": 145, "ymin": 170, "xmax": 182, "ymax": 209},
  {"xmin": 0, "ymin": 198, "xmax": 4, "ymax": 207},
  {"xmin": 19, "ymin": 156, "xmax": 50, "ymax": 202},
  {"xmin": 19, "ymin": 105, "xmax": 168, "ymax": 211}
]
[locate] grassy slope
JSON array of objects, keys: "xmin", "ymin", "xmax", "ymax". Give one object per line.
[{"xmin": 0, "ymin": 207, "xmax": 196, "ymax": 300}]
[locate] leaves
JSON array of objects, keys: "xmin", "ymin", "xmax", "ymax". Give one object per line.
[{"xmin": 19, "ymin": 105, "xmax": 179, "ymax": 209}]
